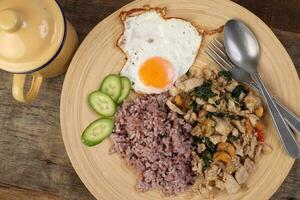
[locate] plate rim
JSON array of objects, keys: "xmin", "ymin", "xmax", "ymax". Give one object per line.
[{"xmin": 60, "ymin": 0, "xmax": 298, "ymax": 199}]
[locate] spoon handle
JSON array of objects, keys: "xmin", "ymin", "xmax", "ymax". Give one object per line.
[
  {"xmin": 249, "ymin": 82, "xmax": 300, "ymax": 136},
  {"xmin": 274, "ymin": 98, "xmax": 300, "ymax": 136},
  {"xmin": 253, "ymin": 73, "xmax": 300, "ymax": 158}
]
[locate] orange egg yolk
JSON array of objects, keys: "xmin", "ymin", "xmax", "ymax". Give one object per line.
[{"xmin": 139, "ymin": 57, "xmax": 175, "ymax": 89}]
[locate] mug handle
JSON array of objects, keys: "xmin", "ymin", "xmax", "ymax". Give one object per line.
[{"xmin": 12, "ymin": 74, "xmax": 43, "ymax": 103}]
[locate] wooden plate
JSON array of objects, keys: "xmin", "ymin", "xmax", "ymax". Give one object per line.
[{"xmin": 60, "ymin": 0, "xmax": 300, "ymax": 199}]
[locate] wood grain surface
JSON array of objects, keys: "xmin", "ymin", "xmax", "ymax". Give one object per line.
[{"xmin": 0, "ymin": 0, "xmax": 299, "ymax": 199}]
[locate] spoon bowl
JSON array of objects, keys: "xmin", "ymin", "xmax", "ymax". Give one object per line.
[{"xmin": 224, "ymin": 19, "xmax": 259, "ymax": 74}]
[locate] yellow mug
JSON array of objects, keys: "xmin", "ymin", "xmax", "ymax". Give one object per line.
[{"xmin": 0, "ymin": 0, "xmax": 79, "ymax": 103}]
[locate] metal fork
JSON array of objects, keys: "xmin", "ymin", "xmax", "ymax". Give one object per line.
[{"xmin": 205, "ymin": 38, "xmax": 300, "ymax": 135}]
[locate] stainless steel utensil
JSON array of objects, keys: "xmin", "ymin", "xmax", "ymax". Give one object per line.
[
  {"xmin": 204, "ymin": 38, "xmax": 300, "ymax": 137},
  {"xmin": 223, "ymin": 19, "xmax": 300, "ymax": 158}
]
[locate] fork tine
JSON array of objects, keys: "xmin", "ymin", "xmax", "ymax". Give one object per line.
[
  {"xmin": 204, "ymin": 49, "xmax": 229, "ymax": 72},
  {"xmin": 212, "ymin": 38, "xmax": 234, "ymax": 63},
  {"xmin": 207, "ymin": 44, "xmax": 234, "ymax": 70},
  {"xmin": 211, "ymin": 40, "xmax": 227, "ymax": 57},
  {"xmin": 214, "ymin": 38, "xmax": 224, "ymax": 48}
]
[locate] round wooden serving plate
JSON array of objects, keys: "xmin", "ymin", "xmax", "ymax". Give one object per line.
[{"xmin": 60, "ymin": 0, "xmax": 300, "ymax": 199}]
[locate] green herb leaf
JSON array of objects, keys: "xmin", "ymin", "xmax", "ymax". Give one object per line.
[
  {"xmin": 227, "ymin": 134, "xmax": 239, "ymax": 143},
  {"xmin": 218, "ymin": 70, "xmax": 232, "ymax": 81},
  {"xmin": 195, "ymin": 81, "xmax": 217, "ymax": 101},
  {"xmin": 203, "ymin": 80, "xmax": 213, "ymax": 87},
  {"xmin": 191, "ymin": 101, "xmax": 198, "ymax": 111},
  {"xmin": 202, "ymin": 137, "xmax": 216, "ymax": 153},
  {"xmin": 203, "ymin": 149, "xmax": 213, "ymax": 170},
  {"xmin": 231, "ymin": 85, "xmax": 247, "ymax": 99}
]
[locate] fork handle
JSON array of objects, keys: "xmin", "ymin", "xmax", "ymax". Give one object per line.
[
  {"xmin": 249, "ymin": 82, "xmax": 300, "ymax": 136},
  {"xmin": 253, "ymin": 73, "xmax": 300, "ymax": 158}
]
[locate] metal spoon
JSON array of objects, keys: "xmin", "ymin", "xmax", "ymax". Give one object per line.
[{"xmin": 224, "ymin": 19, "xmax": 300, "ymax": 158}]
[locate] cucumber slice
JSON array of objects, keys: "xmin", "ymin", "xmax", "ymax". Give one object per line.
[
  {"xmin": 81, "ymin": 118, "xmax": 114, "ymax": 147},
  {"xmin": 100, "ymin": 75, "xmax": 122, "ymax": 102},
  {"xmin": 117, "ymin": 76, "xmax": 132, "ymax": 104},
  {"xmin": 88, "ymin": 91, "xmax": 116, "ymax": 117}
]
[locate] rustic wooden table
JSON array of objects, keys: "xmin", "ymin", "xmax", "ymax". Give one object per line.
[{"xmin": 0, "ymin": 0, "xmax": 299, "ymax": 199}]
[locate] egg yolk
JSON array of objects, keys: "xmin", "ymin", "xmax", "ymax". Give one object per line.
[{"xmin": 139, "ymin": 57, "xmax": 175, "ymax": 89}]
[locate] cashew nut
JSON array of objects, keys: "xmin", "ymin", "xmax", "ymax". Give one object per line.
[
  {"xmin": 255, "ymin": 106, "xmax": 264, "ymax": 117},
  {"xmin": 174, "ymin": 95, "xmax": 183, "ymax": 107},
  {"xmin": 213, "ymin": 151, "xmax": 231, "ymax": 164},
  {"xmin": 217, "ymin": 142, "xmax": 236, "ymax": 157}
]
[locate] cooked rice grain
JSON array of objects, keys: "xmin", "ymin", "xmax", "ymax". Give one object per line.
[{"xmin": 111, "ymin": 93, "xmax": 195, "ymax": 195}]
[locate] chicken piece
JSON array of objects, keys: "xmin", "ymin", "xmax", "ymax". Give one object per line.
[
  {"xmin": 244, "ymin": 158, "xmax": 256, "ymax": 173},
  {"xmin": 215, "ymin": 118, "xmax": 233, "ymax": 136},
  {"xmin": 189, "ymin": 67, "xmax": 203, "ymax": 77},
  {"xmin": 254, "ymin": 144, "xmax": 262, "ymax": 162},
  {"xmin": 196, "ymin": 98, "xmax": 206, "ymax": 106},
  {"xmin": 174, "ymin": 75, "xmax": 188, "ymax": 91},
  {"xmin": 241, "ymin": 133, "xmax": 251, "ymax": 148},
  {"xmin": 244, "ymin": 91, "xmax": 262, "ymax": 113},
  {"xmin": 238, "ymin": 92, "xmax": 246, "ymax": 102},
  {"xmin": 226, "ymin": 156, "xmax": 241, "ymax": 174},
  {"xmin": 197, "ymin": 110, "xmax": 207, "ymax": 123},
  {"xmin": 239, "ymin": 110, "xmax": 250, "ymax": 117},
  {"xmin": 243, "ymin": 145, "xmax": 250, "ymax": 156},
  {"xmin": 202, "ymin": 118, "xmax": 216, "ymax": 136},
  {"xmin": 210, "ymin": 135, "xmax": 223, "ymax": 145},
  {"xmin": 235, "ymin": 165, "xmax": 249, "ymax": 184},
  {"xmin": 211, "ymin": 87, "xmax": 221, "ymax": 96},
  {"xmin": 205, "ymin": 164, "xmax": 221, "ymax": 181},
  {"xmin": 166, "ymin": 99, "xmax": 184, "ymax": 115},
  {"xmin": 169, "ymin": 86, "xmax": 179, "ymax": 96},
  {"xmin": 192, "ymin": 152, "xmax": 204, "ymax": 175},
  {"xmin": 225, "ymin": 80, "xmax": 239, "ymax": 92},
  {"xmin": 232, "ymin": 128, "xmax": 239, "ymax": 137},
  {"xmin": 227, "ymin": 99, "xmax": 240, "ymax": 114},
  {"xmin": 191, "ymin": 125, "xmax": 203, "ymax": 137},
  {"xmin": 203, "ymin": 104, "xmax": 217, "ymax": 112},
  {"xmin": 176, "ymin": 74, "xmax": 188, "ymax": 84},
  {"xmin": 184, "ymin": 109, "xmax": 197, "ymax": 123},
  {"xmin": 217, "ymin": 99, "xmax": 227, "ymax": 111},
  {"xmin": 223, "ymin": 173, "xmax": 241, "ymax": 194},
  {"xmin": 215, "ymin": 179, "xmax": 225, "ymax": 190},
  {"xmin": 248, "ymin": 114, "xmax": 259, "ymax": 127},
  {"xmin": 233, "ymin": 141, "xmax": 244, "ymax": 157},
  {"xmin": 182, "ymin": 77, "xmax": 203, "ymax": 92},
  {"xmin": 197, "ymin": 143, "xmax": 206, "ymax": 154},
  {"xmin": 245, "ymin": 119, "xmax": 253, "ymax": 134},
  {"xmin": 248, "ymin": 136, "xmax": 258, "ymax": 159},
  {"xmin": 232, "ymin": 120, "xmax": 246, "ymax": 134}
]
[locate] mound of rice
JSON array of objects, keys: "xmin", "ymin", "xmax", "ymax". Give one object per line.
[{"xmin": 110, "ymin": 93, "xmax": 195, "ymax": 195}]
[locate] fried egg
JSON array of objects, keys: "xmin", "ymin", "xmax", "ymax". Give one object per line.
[{"xmin": 118, "ymin": 7, "xmax": 202, "ymax": 94}]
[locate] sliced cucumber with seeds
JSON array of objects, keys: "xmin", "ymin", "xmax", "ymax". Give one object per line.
[
  {"xmin": 117, "ymin": 76, "xmax": 132, "ymax": 104},
  {"xmin": 81, "ymin": 118, "xmax": 114, "ymax": 147},
  {"xmin": 100, "ymin": 75, "xmax": 122, "ymax": 102},
  {"xmin": 88, "ymin": 91, "xmax": 116, "ymax": 117}
]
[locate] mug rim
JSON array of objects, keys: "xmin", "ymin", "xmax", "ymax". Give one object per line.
[{"xmin": 5, "ymin": 0, "xmax": 67, "ymax": 74}]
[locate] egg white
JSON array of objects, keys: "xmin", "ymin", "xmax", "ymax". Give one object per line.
[{"xmin": 118, "ymin": 10, "xmax": 202, "ymax": 94}]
